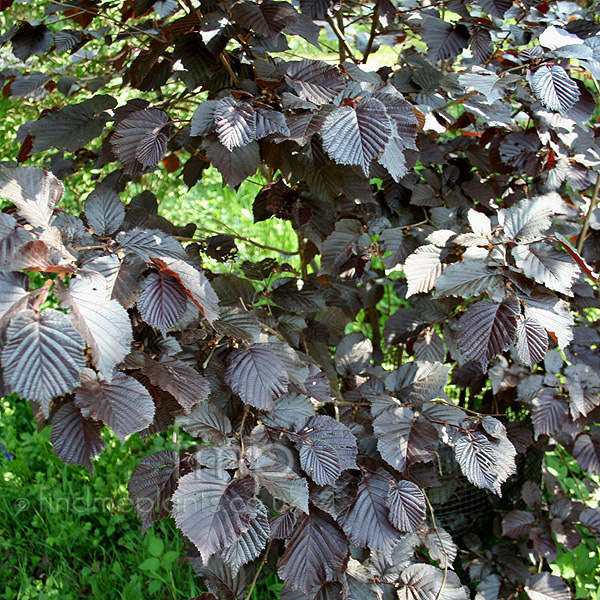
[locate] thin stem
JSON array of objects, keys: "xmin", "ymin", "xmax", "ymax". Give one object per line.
[
  {"xmin": 72, "ymin": 245, "xmax": 108, "ymax": 251},
  {"xmin": 423, "ymin": 490, "xmax": 448, "ymax": 600},
  {"xmin": 174, "ymin": 232, "xmax": 298, "ymax": 256},
  {"xmin": 202, "ymin": 335, "xmax": 223, "ymax": 369},
  {"xmin": 244, "ymin": 539, "xmax": 273, "ymax": 600},
  {"xmin": 362, "ymin": 0, "xmax": 383, "ymax": 62},
  {"xmin": 438, "ymin": 90, "xmax": 478, "ymax": 111},
  {"xmin": 577, "ymin": 174, "xmax": 600, "ymax": 254},
  {"xmin": 403, "ymin": 398, "xmax": 506, "ymax": 418},
  {"xmin": 219, "ymin": 52, "xmax": 240, "ymax": 86},
  {"xmin": 238, "ymin": 405, "xmax": 250, "ymax": 457},
  {"xmin": 360, "ymin": 465, "xmax": 395, "ymax": 484},
  {"xmin": 327, "ymin": 14, "xmax": 357, "ymax": 64}
]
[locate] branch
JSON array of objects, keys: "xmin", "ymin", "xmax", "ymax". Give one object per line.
[
  {"xmin": 327, "ymin": 14, "xmax": 357, "ymax": 64},
  {"xmin": 174, "ymin": 232, "xmax": 298, "ymax": 256},
  {"xmin": 577, "ymin": 173, "xmax": 600, "ymax": 254},
  {"xmin": 423, "ymin": 490, "xmax": 448, "ymax": 600},
  {"xmin": 244, "ymin": 539, "xmax": 273, "ymax": 600},
  {"xmin": 362, "ymin": 0, "xmax": 383, "ymax": 62}
]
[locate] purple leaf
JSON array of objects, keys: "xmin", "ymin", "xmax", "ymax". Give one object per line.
[
  {"xmin": 2, "ymin": 309, "xmax": 85, "ymax": 415},
  {"xmin": 50, "ymin": 402, "xmax": 105, "ymax": 474},
  {"xmin": 278, "ymin": 508, "xmax": 348, "ymax": 594},
  {"xmin": 75, "ymin": 368, "xmax": 155, "ymax": 442},
  {"xmin": 138, "ymin": 272, "xmax": 188, "ymax": 335},
  {"xmin": 225, "ymin": 343, "xmax": 288, "ymax": 411},
  {"xmin": 172, "ymin": 469, "xmax": 258, "ymax": 563}
]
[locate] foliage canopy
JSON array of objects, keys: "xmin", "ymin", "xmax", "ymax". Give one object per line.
[{"xmin": 1, "ymin": 0, "xmax": 600, "ymax": 598}]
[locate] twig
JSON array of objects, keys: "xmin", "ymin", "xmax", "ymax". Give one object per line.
[
  {"xmin": 219, "ymin": 52, "xmax": 240, "ymax": 86},
  {"xmin": 423, "ymin": 490, "xmax": 448, "ymax": 600},
  {"xmin": 72, "ymin": 244, "xmax": 108, "ymax": 251},
  {"xmin": 244, "ymin": 539, "xmax": 273, "ymax": 600},
  {"xmin": 437, "ymin": 90, "xmax": 478, "ymax": 111},
  {"xmin": 327, "ymin": 14, "xmax": 357, "ymax": 64},
  {"xmin": 202, "ymin": 335, "xmax": 223, "ymax": 368},
  {"xmin": 362, "ymin": 0, "xmax": 383, "ymax": 62},
  {"xmin": 174, "ymin": 232, "xmax": 298, "ymax": 256},
  {"xmin": 403, "ymin": 398, "xmax": 506, "ymax": 418},
  {"xmin": 577, "ymin": 173, "xmax": 600, "ymax": 254},
  {"xmin": 238, "ymin": 405, "xmax": 250, "ymax": 457}
]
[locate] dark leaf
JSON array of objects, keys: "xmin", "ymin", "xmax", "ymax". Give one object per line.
[
  {"xmin": 521, "ymin": 294, "xmax": 574, "ymax": 349},
  {"xmin": 374, "ymin": 406, "xmax": 438, "ymax": 472},
  {"xmin": 435, "ymin": 254, "xmax": 501, "ymax": 298},
  {"xmin": 512, "ymin": 244, "xmax": 579, "ymax": 295},
  {"xmin": 338, "ymin": 471, "xmax": 401, "ymax": 553},
  {"xmin": 177, "ymin": 401, "xmax": 232, "ymax": 443},
  {"xmin": 202, "ymin": 135, "xmax": 261, "ymax": 189},
  {"xmin": 404, "ymin": 244, "xmax": 444, "ymax": 298},
  {"xmin": 294, "ymin": 415, "xmax": 358, "ymax": 484},
  {"xmin": 11, "ymin": 23, "xmax": 52, "ymax": 61},
  {"xmin": 50, "ymin": 402, "xmax": 105, "ymax": 474},
  {"xmin": 421, "ymin": 17, "xmax": 469, "ymax": 62},
  {"xmin": 214, "ymin": 97, "xmax": 256, "ymax": 150},
  {"xmin": 57, "ymin": 272, "xmax": 132, "ymax": 380},
  {"xmin": 334, "ymin": 332, "xmax": 372, "ymax": 375},
  {"xmin": 190, "ymin": 556, "xmax": 246, "ymax": 600},
  {"xmin": 150, "ymin": 256, "xmax": 220, "ymax": 324},
  {"xmin": 457, "ymin": 298, "xmax": 520, "ymax": 370},
  {"xmin": 0, "ymin": 271, "xmax": 29, "ymax": 324},
  {"xmin": 83, "ymin": 186, "xmax": 125, "ymax": 236},
  {"xmin": 190, "ymin": 100, "xmax": 219, "ymax": 137},
  {"xmin": 502, "ymin": 510, "xmax": 535, "ymax": 538},
  {"xmin": 128, "ymin": 450, "xmax": 179, "ymax": 532},
  {"xmin": 502, "ymin": 198, "xmax": 553, "ymax": 243},
  {"xmin": 387, "ymin": 480, "xmax": 426, "ymax": 532},
  {"xmin": 143, "ymin": 356, "xmax": 209, "ymax": 413},
  {"xmin": 54, "ymin": 29, "xmax": 82, "ymax": 52},
  {"xmin": 525, "ymin": 573, "xmax": 571, "ymax": 600},
  {"xmin": 531, "ymin": 388, "xmax": 569, "ymax": 440},
  {"xmin": 321, "ymin": 98, "xmax": 392, "ymax": 176},
  {"xmin": 117, "ymin": 228, "xmax": 188, "ymax": 262},
  {"xmin": 30, "ymin": 95, "xmax": 116, "ymax": 154},
  {"xmin": 453, "ymin": 431, "xmax": 517, "ymax": 495},
  {"xmin": 225, "ymin": 343, "xmax": 288, "ymax": 411},
  {"xmin": 262, "ymin": 392, "xmax": 315, "ymax": 429},
  {"xmin": 479, "ymin": 0, "xmax": 512, "ymax": 17},
  {"xmin": 565, "ymin": 364, "xmax": 600, "ymax": 419},
  {"xmin": 247, "ymin": 445, "xmax": 309, "ymax": 513},
  {"xmin": 172, "ymin": 469, "xmax": 258, "ymax": 563},
  {"xmin": 111, "ymin": 108, "xmax": 170, "ymax": 173},
  {"xmin": 531, "ymin": 64, "xmax": 580, "ymax": 115},
  {"xmin": 85, "ymin": 254, "xmax": 145, "ymax": 309},
  {"xmin": 138, "ymin": 272, "xmax": 188, "ymax": 335},
  {"xmin": 221, "ymin": 501, "xmax": 270, "ymax": 575},
  {"xmin": 2, "ymin": 309, "xmax": 85, "ymax": 416},
  {"xmin": 278, "ymin": 508, "xmax": 348, "ymax": 594},
  {"xmin": 255, "ymin": 107, "xmax": 290, "ymax": 138},
  {"xmin": 75, "ymin": 368, "xmax": 155, "ymax": 442},
  {"xmin": 173, "ymin": 33, "xmax": 218, "ymax": 91},
  {"xmin": 271, "ymin": 509, "xmax": 297, "ymax": 539},
  {"xmin": 0, "ymin": 165, "xmax": 63, "ymax": 229},
  {"xmin": 573, "ymin": 429, "xmax": 600, "ymax": 475},
  {"xmin": 284, "ymin": 60, "xmax": 344, "ymax": 105},
  {"xmin": 516, "ymin": 316, "xmax": 548, "ymax": 368},
  {"xmin": 232, "ymin": 0, "xmax": 298, "ymax": 37},
  {"xmin": 398, "ymin": 563, "xmax": 468, "ymax": 600},
  {"xmin": 384, "ymin": 361, "xmax": 450, "ymax": 405}
]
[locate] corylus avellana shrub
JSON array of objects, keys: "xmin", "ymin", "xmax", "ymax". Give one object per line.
[{"xmin": 1, "ymin": 0, "xmax": 600, "ymax": 598}]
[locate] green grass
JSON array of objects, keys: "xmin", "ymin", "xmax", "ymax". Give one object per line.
[{"xmin": 0, "ymin": 397, "xmax": 203, "ymax": 599}]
